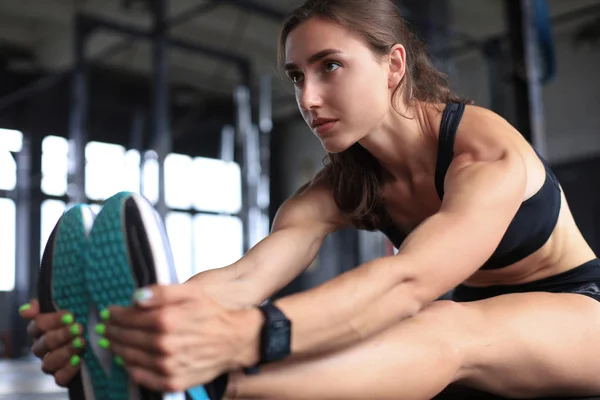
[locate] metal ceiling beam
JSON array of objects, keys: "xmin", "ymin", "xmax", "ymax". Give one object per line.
[
  {"xmin": 80, "ymin": 14, "xmax": 249, "ymax": 72},
  {"xmin": 217, "ymin": 0, "xmax": 287, "ymax": 21},
  {"xmin": 0, "ymin": 1, "xmax": 244, "ymax": 112}
]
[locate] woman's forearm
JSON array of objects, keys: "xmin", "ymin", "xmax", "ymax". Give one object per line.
[
  {"xmin": 236, "ymin": 255, "xmax": 422, "ymax": 368},
  {"xmin": 280, "ymin": 256, "xmax": 421, "ymax": 357},
  {"xmin": 186, "ymin": 265, "xmax": 260, "ymax": 309},
  {"xmin": 187, "ymin": 226, "xmax": 327, "ymax": 310}
]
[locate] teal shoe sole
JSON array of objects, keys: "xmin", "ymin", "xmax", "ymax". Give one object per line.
[
  {"xmin": 85, "ymin": 192, "xmax": 151, "ymax": 400},
  {"xmin": 38, "ymin": 204, "xmax": 96, "ymax": 399},
  {"xmin": 86, "ymin": 191, "xmax": 193, "ymax": 400}
]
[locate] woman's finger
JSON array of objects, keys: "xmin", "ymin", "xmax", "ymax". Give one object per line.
[
  {"xmin": 52, "ymin": 358, "xmax": 83, "ymax": 388},
  {"xmin": 105, "ymin": 307, "xmax": 166, "ymax": 331},
  {"xmin": 104, "ymin": 324, "xmax": 170, "ymax": 354},
  {"xmin": 18, "ymin": 299, "xmax": 40, "ymax": 320},
  {"xmin": 32, "ymin": 324, "xmax": 82, "ymax": 357},
  {"xmin": 27, "ymin": 311, "xmax": 75, "ymax": 339},
  {"xmin": 41, "ymin": 337, "xmax": 85, "ymax": 375},
  {"xmin": 110, "ymin": 342, "xmax": 172, "ymax": 375}
]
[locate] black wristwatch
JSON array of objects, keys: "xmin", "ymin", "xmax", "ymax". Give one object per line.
[{"xmin": 244, "ymin": 302, "xmax": 291, "ymax": 374}]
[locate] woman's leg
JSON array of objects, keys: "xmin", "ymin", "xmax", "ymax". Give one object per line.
[
  {"xmin": 228, "ymin": 300, "xmax": 469, "ymax": 400},
  {"xmin": 226, "ymin": 293, "xmax": 600, "ymax": 400}
]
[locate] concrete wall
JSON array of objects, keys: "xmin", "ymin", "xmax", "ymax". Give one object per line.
[{"xmin": 451, "ymin": 25, "xmax": 600, "ymax": 164}]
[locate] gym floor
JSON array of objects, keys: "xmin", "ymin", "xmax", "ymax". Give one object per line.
[{"xmin": 0, "ymin": 359, "xmax": 67, "ymax": 400}]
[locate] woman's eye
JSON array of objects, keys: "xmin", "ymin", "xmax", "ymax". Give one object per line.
[
  {"xmin": 289, "ymin": 73, "xmax": 304, "ymax": 84},
  {"xmin": 325, "ymin": 62, "xmax": 341, "ymax": 72}
]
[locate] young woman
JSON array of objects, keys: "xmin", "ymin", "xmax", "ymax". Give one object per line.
[{"xmin": 22, "ymin": 0, "xmax": 600, "ymax": 399}]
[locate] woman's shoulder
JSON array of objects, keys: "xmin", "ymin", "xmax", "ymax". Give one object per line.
[{"xmin": 454, "ymin": 104, "xmax": 529, "ymax": 161}]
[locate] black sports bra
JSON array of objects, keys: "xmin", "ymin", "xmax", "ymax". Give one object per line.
[{"xmin": 380, "ymin": 102, "xmax": 562, "ymax": 270}]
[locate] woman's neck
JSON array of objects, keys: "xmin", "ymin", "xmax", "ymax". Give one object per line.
[{"xmin": 359, "ymin": 102, "xmax": 441, "ymax": 181}]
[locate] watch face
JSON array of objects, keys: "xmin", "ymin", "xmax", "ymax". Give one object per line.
[{"xmin": 266, "ymin": 322, "xmax": 291, "ymax": 358}]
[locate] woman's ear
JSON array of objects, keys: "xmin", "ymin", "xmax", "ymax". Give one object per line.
[{"xmin": 388, "ymin": 44, "xmax": 406, "ymax": 88}]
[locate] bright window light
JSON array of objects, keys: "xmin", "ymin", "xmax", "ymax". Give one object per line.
[
  {"xmin": 141, "ymin": 151, "xmax": 159, "ymax": 205},
  {"xmin": 85, "ymin": 142, "xmax": 144, "ymax": 201},
  {"xmin": 165, "ymin": 154, "xmax": 193, "ymax": 209},
  {"xmin": 0, "ymin": 128, "xmax": 23, "ymax": 152},
  {"xmin": 192, "ymin": 157, "xmax": 241, "ymax": 214},
  {"xmin": 0, "ymin": 129, "xmax": 23, "ymax": 191},
  {"xmin": 165, "ymin": 212, "xmax": 194, "ymax": 282},
  {"xmin": 41, "ymin": 135, "xmax": 69, "ymax": 196},
  {"xmin": 0, "ymin": 198, "xmax": 16, "ymax": 291},
  {"xmin": 193, "ymin": 214, "xmax": 243, "ymax": 274}
]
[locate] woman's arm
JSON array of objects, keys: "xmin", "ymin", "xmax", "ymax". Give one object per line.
[{"xmin": 234, "ymin": 143, "xmax": 527, "ymax": 368}]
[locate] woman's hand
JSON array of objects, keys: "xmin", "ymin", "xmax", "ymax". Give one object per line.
[
  {"xmin": 19, "ymin": 299, "xmax": 86, "ymax": 386},
  {"xmin": 102, "ymin": 282, "xmax": 262, "ymax": 392}
]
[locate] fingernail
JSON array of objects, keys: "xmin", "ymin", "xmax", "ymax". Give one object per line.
[
  {"xmin": 133, "ymin": 288, "xmax": 152, "ymax": 303},
  {"xmin": 100, "ymin": 309, "xmax": 110, "ymax": 321},
  {"xmin": 70, "ymin": 355, "xmax": 80, "ymax": 367},
  {"xmin": 18, "ymin": 303, "xmax": 31, "ymax": 313},
  {"xmin": 95, "ymin": 324, "xmax": 106, "ymax": 335},
  {"xmin": 98, "ymin": 338, "xmax": 110, "ymax": 349},
  {"xmin": 114, "ymin": 355, "xmax": 124, "ymax": 366},
  {"xmin": 73, "ymin": 337, "xmax": 83, "ymax": 349},
  {"xmin": 69, "ymin": 324, "xmax": 80, "ymax": 336},
  {"xmin": 62, "ymin": 313, "xmax": 74, "ymax": 325}
]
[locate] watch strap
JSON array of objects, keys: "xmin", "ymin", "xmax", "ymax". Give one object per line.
[{"xmin": 258, "ymin": 301, "xmax": 288, "ymax": 325}]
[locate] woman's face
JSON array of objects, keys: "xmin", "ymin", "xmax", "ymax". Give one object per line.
[{"xmin": 284, "ymin": 18, "xmax": 398, "ymax": 153}]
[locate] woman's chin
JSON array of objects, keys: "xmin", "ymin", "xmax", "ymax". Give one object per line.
[{"xmin": 321, "ymin": 138, "xmax": 354, "ymax": 154}]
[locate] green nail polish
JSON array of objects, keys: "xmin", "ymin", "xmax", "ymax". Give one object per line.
[
  {"xmin": 134, "ymin": 288, "xmax": 152, "ymax": 302},
  {"xmin": 69, "ymin": 324, "xmax": 80, "ymax": 336},
  {"xmin": 114, "ymin": 355, "xmax": 124, "ymax": 366},
  {"xmin": 70, "ymin": 355, "xmax": 80, "ymax": 367},
  {"xmin": 61, "ymin": 314, "xmax": 74, "ymax": 325},
  {"xmin": 18, "ymin": 303, "xmax": 31, "ymax": 313},
  {"xmin": 100, "ymin": 309, "xmax": 110, "ymax": 321},
  {"xmin": 73, "ymin": 337, "xmax": 83, "ymax": 349},
  {"xmin": 98, "ymin": 338, "xmax": 110, "ymax": 349},
  {"xmin": 95, "ymin": 324, "xmax": 106, "ymax": 335}
]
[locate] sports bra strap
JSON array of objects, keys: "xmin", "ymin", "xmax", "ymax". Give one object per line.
[{"xmin": 435, "ymin": 102, "xmax": 466, "ymax": 200}]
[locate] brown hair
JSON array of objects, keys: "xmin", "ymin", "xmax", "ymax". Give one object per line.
[{"xmin": 279, "ymin": 0, "xmax": 469, "ymax": 230}]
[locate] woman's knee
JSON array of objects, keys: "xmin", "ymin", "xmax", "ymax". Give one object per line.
[{"xmin": 409, "ymin": 300, "xmax": 480, "ymax": 376}]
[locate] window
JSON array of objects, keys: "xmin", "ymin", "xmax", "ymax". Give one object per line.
[
  {"xmin": 165, "ymin": 212, "xmax": 244, "ymax": 280},
  {"xmin": 141, "ymin": 151, "xmax": 159, "ymax": 205},
  {"xmin": 0, "ymin": 198, "xmax": 16, "ymax": 291},
  {"xmin": 124, "ymin": 149, "xmax": 142, "ymax": 197},
  {"xmin": 192, "ymin": 157, "xmax": 241, "ymax": 214},
  {"xmin": 0, "ymin": 128, "xmax": 23, "ymax": 191},
  {"xmin": 86, "ymin": 141, "xmax": 141, "ymax": 201},
  {"xmin": 40, "ymin": 200, "xmax": 66, "ymax": 260},
  {"xmin": 166, "ymin": 212, "xmax": 194, "ymax": 282},
  {"xmin": 162, "ymin": 154, "xmax": 244, "ymax": 277},
  {"xmin": 41, "ymin": 136, "xmax": 68, "ymax": 196},
  {"xmin": 165, "ymin": 154, "xmax": 193, "ymax": 210},
  {"xmin": 193, "ymin": 214, "xmax": 243, "ymax": 274}
]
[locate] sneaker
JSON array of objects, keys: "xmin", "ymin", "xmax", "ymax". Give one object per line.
[
  {"xmin": 38, "ymin": 204, "xmax": 96, "ymax": 399},
  {"xmin": 84, "ymin": 191, "xmax": 209, "ymax": 400}
]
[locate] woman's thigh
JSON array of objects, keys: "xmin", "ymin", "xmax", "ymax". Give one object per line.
[{"xmin": 456, "ymin": 291, "xmax": 600, "ymax": 398}]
